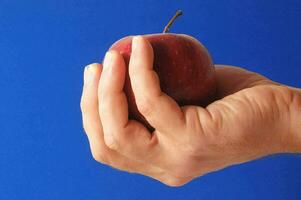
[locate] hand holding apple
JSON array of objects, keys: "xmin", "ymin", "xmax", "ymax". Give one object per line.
[{"xmin": 80, "ymin": 11, "xmax": 301, "ymax": 186}]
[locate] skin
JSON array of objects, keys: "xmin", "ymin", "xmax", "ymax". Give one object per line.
[
  {"xmin": 80, "ymin": 36, "xmax": 301, "ymax": 187},
  {"xmin": 109, "ymin": 34, "xmax": 217, "ymax": 131}
]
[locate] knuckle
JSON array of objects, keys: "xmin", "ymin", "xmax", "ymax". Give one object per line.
[
  {"xmin": 82, "ymin": 122, "xmax": 88, "ymax": 134},
  {"xmin": 104, "ymin": 134, "xmax": 120, "ymax": 150},
  {"xmin": 163, "ymin": 177, "xmax": 189, "ymax": 187},
  {"xmin": 91, "ymin": 150, "xmax": 107, "ymax": 164},
  {"xmin": 80, "ymin": 98, "xmax": 89, "ymax": 114},
  {"xmin": 137, "ymin": 97, "xmax": 155, "ymax": 117},
  {"xmin": 99, "ymin": 102, "xmax": 110, "ymax": 116}
]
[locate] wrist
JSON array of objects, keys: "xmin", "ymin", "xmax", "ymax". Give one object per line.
[{"xmin": 284, "ymin": 87, "xmax": 301, "ymax": 153}]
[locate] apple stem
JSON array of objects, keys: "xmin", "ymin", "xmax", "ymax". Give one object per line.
[{"xmin": 163, "ymin": 10, "xmax": 183, "ymax": 33}]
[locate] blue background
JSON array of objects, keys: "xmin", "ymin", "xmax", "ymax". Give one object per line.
[{"xmin": 1, "ymin": 0, "xmax": 300, "ymax": 199}]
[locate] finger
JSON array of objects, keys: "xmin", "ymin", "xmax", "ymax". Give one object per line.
[
  {"xmin": 99, "ymin": 50, "xmax": 155, "ymax": 159},
  {"xmin": 80, "ymin": 64, "xmax": 172, "ymax": 181},
  {"xmin": 80, "ymin": 64, "xmax": 161, "ymax": 174},
  {"xmin": 129, "ymin": 36, "xmax": 185, "ymax": 134},
  {"xmin": 81, "ymin": 63, "xmax": 109, "ymax": 159}
]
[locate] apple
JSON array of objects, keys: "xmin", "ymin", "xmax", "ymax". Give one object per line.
[{"xmin": 109, "ymin": 10, "xmax": 216, "ymax": 131}]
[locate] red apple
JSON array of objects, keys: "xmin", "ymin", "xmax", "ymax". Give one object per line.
[{"xmin": 108, "ymin": 11, "xmax": 216, "ymax": 131}]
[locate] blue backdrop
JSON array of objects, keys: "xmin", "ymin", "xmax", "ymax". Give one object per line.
[{"xmin": 1, "ymin": 0, "xmax": 300, "ymax": 199}]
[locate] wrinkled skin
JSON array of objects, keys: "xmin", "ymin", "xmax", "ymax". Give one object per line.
[{"xmin": 80, "ymin": 36, "xmax": 301, "ymax": 187}]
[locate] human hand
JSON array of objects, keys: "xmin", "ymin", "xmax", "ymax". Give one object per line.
[{"xmin": 80, "ymin": 36, "xmax": 301, "ymax": 186}]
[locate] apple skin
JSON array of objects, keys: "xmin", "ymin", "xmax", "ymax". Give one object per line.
[{"xmin": 109, "ymin": 33, "xmax": 216, "ymax": 131}]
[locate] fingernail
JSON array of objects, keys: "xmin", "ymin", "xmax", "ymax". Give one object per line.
[
  {"xmin": 132, "ymin": 35, "xmax": 142, "ymax": 51},
  {"xmin": 103, "ymin": 51, "xmax": 114, "ymax": 72},
  {"xmin": 84, "ymin": 64, "xmax": 97, "ymax": 85}
]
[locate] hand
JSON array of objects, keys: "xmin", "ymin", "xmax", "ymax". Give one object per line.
[{"xmin": 80, "ymin": 36, "xmax": 301, "ymax": 186}]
